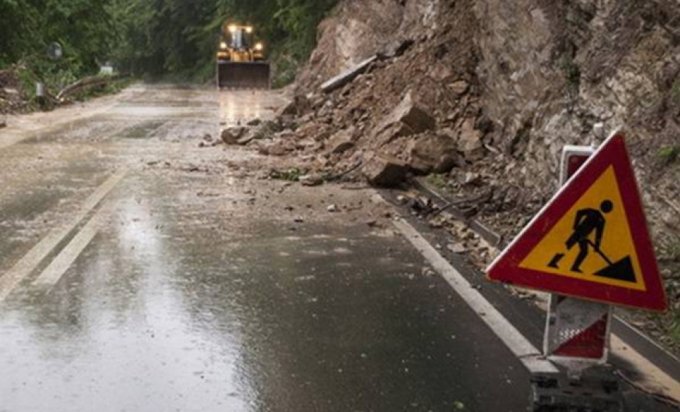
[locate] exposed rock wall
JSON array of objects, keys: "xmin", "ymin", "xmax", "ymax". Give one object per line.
[
  {"xmin": 296, "ymin": 0, "xmax": 443, "ymax": 90},
  {"xmin": 476, "ymin": 0, "xmax": 680, "ymax": 185},
  {"xmin": 295, "ymin": 0, "xmax": 679, "ymax": 239}
]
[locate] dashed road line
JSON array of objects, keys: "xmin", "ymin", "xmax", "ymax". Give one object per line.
[
  {"xmin": 392, "ymin": 217, "xmax": 559, "ymax": 375},
  {"xmin": 0, "ymin": 169, "xmax": 126, "ymax": 302},
  {"xmin": 32, "ymin": 213, "xmax": 101, "ymax": 288}
]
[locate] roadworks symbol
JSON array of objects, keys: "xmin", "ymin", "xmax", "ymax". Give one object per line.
[{"xmin": 519, "ymin": 166, "xmax": 645, "ymax": 291}]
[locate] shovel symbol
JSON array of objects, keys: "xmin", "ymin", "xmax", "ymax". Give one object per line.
[
  {"xmin": 548, "ymin": 241, "xmax": 636, "ymax": 282},
  {"xmin": 587, "ymin": 240, "xmax": 637, "ymax": 282}
]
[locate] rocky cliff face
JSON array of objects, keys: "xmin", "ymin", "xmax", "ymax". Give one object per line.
[
  {"xmin": 277, "ymin": 0, "xmax": 679, "ymax": 347},
  {"xmin": 294, "ymin": 0, "xmax": 678, "ymax": 242},
  {"xmin": 296, "ymin": 0, "xmax": 443, "ymax": 90}
]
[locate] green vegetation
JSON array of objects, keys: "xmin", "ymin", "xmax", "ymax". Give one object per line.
[
  {"xmin": 658, "ymin": 145, "xmax": 680, "ymax": 165},
  {"xmin": 269, "ymin": 167, "xmax": 304, "ymax": 182},
  {"xmin": 671, "ymin": 76, "xmax": 680, "ymax": 105},
  {"xmin": 427, "ymin": 173, "xmax": 449, "ymax": 190},
  {"xmin": 559, "ymin": 55, "xmax": 581, "ymax": 91},
  {"xmin": 0, "ymin": 0, "xmax": 338, "ymax": 91}
]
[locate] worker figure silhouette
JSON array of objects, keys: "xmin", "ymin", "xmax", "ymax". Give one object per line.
[{"xmin": 548, "ymin": 200, "xmax": 613, "ymax": 273}]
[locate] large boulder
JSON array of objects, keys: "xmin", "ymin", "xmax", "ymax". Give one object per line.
[
  {"xmin": 221, "ymin": 127, "xmax": 246, "ymax": 145},
  {"xmin": 378, "ymin": 90, "xmax": 436, "ymax": 137},
  {"xmin": 362, "ymin": 155, "xmax": 408, "ymax": 187},
  {"xmin": 324, "ymin": 128, "xmax": 356, "ymax": 155},
  {"xmin": 409, "ymin": 133, "xmax": 462, "ymax": 174}
]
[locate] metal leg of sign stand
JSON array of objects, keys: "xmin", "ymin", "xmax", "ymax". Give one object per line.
[{"xmin": 530, "ymin": 368, "xmax": 621, "ymax": 412}]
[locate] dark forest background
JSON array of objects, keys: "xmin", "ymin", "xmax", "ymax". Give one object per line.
[{"xmin": 0, "ymin": 0, "xmax": 337, "ymax": 87}]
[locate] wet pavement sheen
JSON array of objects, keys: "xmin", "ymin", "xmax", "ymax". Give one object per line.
[{"xmin": 0, "ymin": 86, "xmax": 530, "ymax": 411}]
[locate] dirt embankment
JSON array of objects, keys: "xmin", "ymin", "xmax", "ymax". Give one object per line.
[{"xmin": 220, "ymin": 0, "xmax": 680, "ymax": 352}]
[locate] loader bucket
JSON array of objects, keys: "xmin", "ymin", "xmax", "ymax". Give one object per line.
[{"xmin": 217, "ymin": 61, "xmax": 270, "ymax": 89}]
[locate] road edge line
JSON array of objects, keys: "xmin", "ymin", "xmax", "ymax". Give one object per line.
[{"xmin": 392, "ymin": 217, "xmax": 558, "ymax": 375}]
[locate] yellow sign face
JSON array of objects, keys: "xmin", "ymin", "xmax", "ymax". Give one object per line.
[{"xmin": 519, "ymin": 166, "xmax": 645, "ymax": 291}]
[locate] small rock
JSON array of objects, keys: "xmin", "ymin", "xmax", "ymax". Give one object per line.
[
  {"xmin": 381, "ymin": 39, "xmax": 414, "ymax": 58},
  {"xmin": 448, "ymin": 80, "xmax": 469, "ymax": 96},
  {"xmin": 458, "ymin": 118, "xmax": 484, "ymax": 160},
  {"xmin": 294, "ymin": 217, "xmax": 304, "ymax": 223},
  {"xmin": 362, "ymin": 155, "xmax": 409, "ymax": 188},
  {"xmin": 593, "ymin": 122, "xmax": 605, "ymax": 139},
  {"xmin": 300, "ymin": 174, "xmax": 324, "ymax": 186},
  {"xmin": 463, "ymin": 172, "xmax": 482, "ymax": 185},
  {"xmin": 236, "ymin": 131, "xmax": 255, "ymax": 146},
  {"xmin": 446, "ymin": 243, "xmax": 466, "ymax": 254},
  {"xmin": 327, "ymin": 204, "xmax": 338, "ymax": 212},
  {"xmin": 221, "ymin": 127, "xmax": 246, "ymax": 144},
  {"xmin": 428, "ymin": 219, "xmax": 444, "ymax": 229},
  {"xmin": 429, "ymin": 63, "xmax": 454, "ymax": 82},
  {"xmin": 259, "ymin": 139, "xmax": 293, "ymax": 156}
]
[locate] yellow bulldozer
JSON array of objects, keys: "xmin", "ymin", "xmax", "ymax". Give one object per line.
[{"xmin": 216, "ymin": 22, "xmax": 270, "ymax": 89}]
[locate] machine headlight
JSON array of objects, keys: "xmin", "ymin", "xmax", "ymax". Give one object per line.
[
  {"xmin": 245, "ymin": 26, "xmax": 253, "ymax": 34},
  {"xmin": 220, "ymin": 41, "xmax": 228, "ymax": 49},
  {"xmin": 255, "ymin": 42, "xmax": 263, "ymax": 51},
  {"xmin": 228, "ymin": 24, "xmax": 237, "ymax": 33}
]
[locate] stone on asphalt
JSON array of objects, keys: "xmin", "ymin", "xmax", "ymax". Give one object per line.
[
  {"xmin": 362, "ymin": 155, "xmax": 408, "ymax": 188},
  {"xmin": 221, "ymin": 127, "xmax": 246, "ymax": 145}
]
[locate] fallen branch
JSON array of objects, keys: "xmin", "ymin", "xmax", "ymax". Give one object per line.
[{"xmin": 56, "ymin": 75, "xmax": 119, "ymax": 101}]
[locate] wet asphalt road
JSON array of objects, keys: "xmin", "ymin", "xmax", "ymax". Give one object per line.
[{"xmin": 0, "ymin": 85, "xmax": 532, "ymax": 411}]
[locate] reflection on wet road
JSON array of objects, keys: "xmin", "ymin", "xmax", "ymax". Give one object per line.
[{"xmin": 0, "ymin": 85, "xmax": 530, "ymax": 411}]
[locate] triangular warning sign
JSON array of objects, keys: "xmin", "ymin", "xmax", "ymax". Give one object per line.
[{"xmin": 487, "ymin": 133, "xmax": 667, "ymax": 311}]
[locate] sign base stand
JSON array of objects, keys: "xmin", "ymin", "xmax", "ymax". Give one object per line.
[{"xmin": 530, "ymin": 366, "xmax": 622, "ymax": 411}]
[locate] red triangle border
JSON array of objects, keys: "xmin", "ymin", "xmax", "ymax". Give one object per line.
[{"xmin": 486, "ymin": 133, "xmax": 667, "ymax": 311}]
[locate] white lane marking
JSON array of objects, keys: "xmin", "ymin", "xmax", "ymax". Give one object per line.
[
  {"xmin": 613, "ymin": 315, "xmax": 680, "ymax": 363},
  {"xmin": 392, "ymin": 218, "xmax": 559, "ymax": 374},
  {"xmin": 32, "ymin": 214, "xmax": 100, "ymax": 288},
  {"xmin": 610, "ymin": 334, "xmax": 680, "ymax": 399},
  {"xmin": 0, "ymin": 169, "xmax": 126, "ymax": 302}
]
